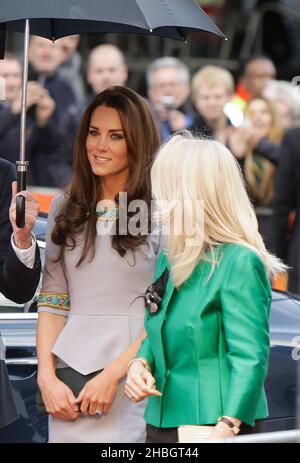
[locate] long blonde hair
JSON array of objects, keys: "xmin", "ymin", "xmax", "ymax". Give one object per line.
[{"xmin": 151, "ymin": 132, "xmax": 285, "ymax": 288}]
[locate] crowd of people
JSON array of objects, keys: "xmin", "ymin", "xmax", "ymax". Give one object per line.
[{"xmin": 0, "ymin": 35, "xmax": 298, "ymax": 293}]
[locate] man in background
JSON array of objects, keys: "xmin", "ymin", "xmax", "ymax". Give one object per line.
[
  {"xmin": 57, "ymin": 35, "xmax": 85, "ymax": 107},
  {"xmin": 86, "ymin": 44, "xmax": 128, "ymax": 99},
  {"xmin": 28, "ymin": 36, "xmax": 78, "ymax": 187},
  {"xmin": 233, "ymin": 54, "xmax": 277, "ymax": 112},
  {"xmin": 147, "ymin": 57, "xmax": 193, "ymax": 142}
]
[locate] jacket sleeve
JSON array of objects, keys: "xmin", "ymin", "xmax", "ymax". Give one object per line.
[
  {"xmin": 136, "ymin": 251, "xmax": 167, "ymax": 369},
  {"xmin": 0, "ymin": 161, "xmax": 15, "ymax": 256},
  {"xmin": 137, "ymin": 336, "xmax": 155, "ymax": 369},
  {"xmin": 31, "ymin": 106, "xmax": 77, "ymax": 154},
  {"xmin": 0, "ymin": 160, "xmax": 41, "ymax": 303},
  {"xmin": 220, "ymin": 248, "xmax": 271, "ymax": 426},
  {"xmin": 0, "ymin": 107, "xmax": 20, "ymax": 138},
  {"xmin": 1, "ymin": 244, "xmax": 41, "ymax": 304},
  {"xmin": 255, "ymin": 138, "xmax": 280, "ymax": 166},
  {"xmin": 37, "ymin": 195, "xmax": 70, "ymax": 317}
]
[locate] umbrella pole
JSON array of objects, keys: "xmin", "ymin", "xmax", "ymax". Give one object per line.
[{"xmin": 16, "ymin": 19, "xmax": 30, "ymax": 228}]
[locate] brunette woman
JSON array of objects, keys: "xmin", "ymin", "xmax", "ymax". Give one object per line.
[{"xmin": 36, "ymin": 86, "xmax": 160, "ymax": 443}]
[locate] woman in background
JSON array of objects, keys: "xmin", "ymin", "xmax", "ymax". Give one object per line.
[
  {"xmin": 244, "ymin": 97, "xmax": 283, "ymax": 248},
  {"xmin": 126, "ymin": 133, "xmax": 285, "ymax": 443}
]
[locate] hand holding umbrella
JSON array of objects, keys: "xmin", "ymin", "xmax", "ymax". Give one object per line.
[{"xmin": 9, "ymin": 181, "xmax": 40, "ymax": 249}]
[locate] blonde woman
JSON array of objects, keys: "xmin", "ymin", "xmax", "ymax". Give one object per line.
[{"xmin": 125, "ymin": 133, "xmax": 285, "ymax": 443}]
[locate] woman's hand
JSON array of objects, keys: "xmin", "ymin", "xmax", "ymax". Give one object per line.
[
  {"xmin": 75, "ymin": 367, "xmax": 120, "ymax": 417},
  {"xmin": 207, "ymin": 417, "xmax": 242, "ymax": 441},
  {"xmin": 124, "ymin": 360, "xmax": 162, "ymax": 403},
  {"xmin": 207, "ymin": 422, "xmax": 236, "ymax": 441},
  {"xmin": 38, "ymin": 375, "xmax": 80, "ymax": 421}
]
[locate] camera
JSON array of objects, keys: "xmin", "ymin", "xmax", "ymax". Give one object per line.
[{"xmin": 160, "ymin": 95, "xmax": 175, "ymax": 112}]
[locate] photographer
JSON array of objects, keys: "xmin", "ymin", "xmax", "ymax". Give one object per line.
[
  {"xmin": 0, "ymin": 63, "xmax": 56, "ymax": 159},
  {"xmin": 0, "ymin": 52, "xmax": 77, "ymax": 189},
  {"xmin": 147, "ymin": 57, "xmax": 194, "ymax": 142}
]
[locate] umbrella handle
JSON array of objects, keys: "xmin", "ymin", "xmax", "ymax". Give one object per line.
[
  {"xmin": 16, "ymin": 168, "xmax": 27, "ymax": 229},
  {"xmin": 16, "ymin": 195, "xmax": 25, "ymax": 229}
]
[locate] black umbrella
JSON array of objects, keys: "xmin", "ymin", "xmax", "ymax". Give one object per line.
[{"xmin": 0, "ymin": 0, "xmax": 224, "ymax": 227}]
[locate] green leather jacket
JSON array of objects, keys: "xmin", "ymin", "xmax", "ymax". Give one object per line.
[{"xmin": 138, "ymin": 243, "xmax": 272, "ymax": 428}]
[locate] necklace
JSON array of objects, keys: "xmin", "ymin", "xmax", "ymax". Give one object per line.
[{"xmin": 96, "ymin": 204, "xmax": 119, "ymax": 221}]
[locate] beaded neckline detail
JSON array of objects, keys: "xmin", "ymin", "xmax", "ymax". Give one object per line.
[{"xmin": 96, "ymin": 204, "xmax": 119, "ymax": 221}]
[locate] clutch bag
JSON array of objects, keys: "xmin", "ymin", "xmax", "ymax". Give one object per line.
[
  {"xmin": 36, "ymin": 366, "xmax": 102, "ymax": 415},
  {"xmin": 178, "ymin": 425, "xmax": 214, "ymax": 443}
]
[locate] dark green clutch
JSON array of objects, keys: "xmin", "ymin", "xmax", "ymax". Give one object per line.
[{"xmin": 36, "ymin": 366, "xmax": 102, "ymax": 415}]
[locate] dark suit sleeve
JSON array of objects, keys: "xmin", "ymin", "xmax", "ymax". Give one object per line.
[
  {"xmin": 254, "ymin": 138, "xmax": 280, "ymax": 166},
  {"xmin": 0, "ymin": 106, "xmax": 19, "ymax": 139},
  {"xmin": 271, "ymin": 130, "xmax": 297, "ymax": 259},
  {"xmin": 0, "ymin": 161, "xmax": 14, "ymax": 254},
  {"xmin": 0, "ymin": 159, "xmax": 41, "ymax": 303}
]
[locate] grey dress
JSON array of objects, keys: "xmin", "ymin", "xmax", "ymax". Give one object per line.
[{"xmin": 37, "ymin": 195, "xmax": 161, "ymax": 443}]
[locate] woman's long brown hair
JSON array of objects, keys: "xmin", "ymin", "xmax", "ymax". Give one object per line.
[{"xmin": 52, "ymin": 86, "xmax": 160, "ymax": 265}]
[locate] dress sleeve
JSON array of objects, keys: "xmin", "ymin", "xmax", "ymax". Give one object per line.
[
  {"xmin": 37, "ymin": 195, "xmax": 70, "ymax": 318},
  {"xmin": 220, "ymin": 248, "xmax": 272, "ymax": 426}
]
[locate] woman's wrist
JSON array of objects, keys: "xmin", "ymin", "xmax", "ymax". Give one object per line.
[
  {"xmin": 37, "ymin": 369, "xmax": 57, "ymax": 386},
  {"xmin": 13, "ymin": 235, "xmax": 33, "ymax": 249},
  {"xmin": 213, "ymin": 421, "xmax": 236, "ymax": 437},
  {"xmin": 104, "ymin": 359, "xmax": 128, "ymax": 382},
  {"xmin": 221, "ymin": 416, "xmax": 241, "ymax": 427},
  {"xmin": 216, "ymin": 416, "xmax": 241, "ymax": 435}
]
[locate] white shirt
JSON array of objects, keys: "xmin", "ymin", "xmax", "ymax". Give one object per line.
[{"xmin": 10, "ymin": 234, "xmax": 36, "ymax": 269}]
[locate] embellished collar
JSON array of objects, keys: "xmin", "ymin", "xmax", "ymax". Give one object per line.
[{"xmin": 96, "ymin": 202, "xmax": 119, "ymax": 221}]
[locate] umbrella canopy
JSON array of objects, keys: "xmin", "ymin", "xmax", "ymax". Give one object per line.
[{"xmin": 0, "ymin": 0, "xmax": 224, "ymax": 44}]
